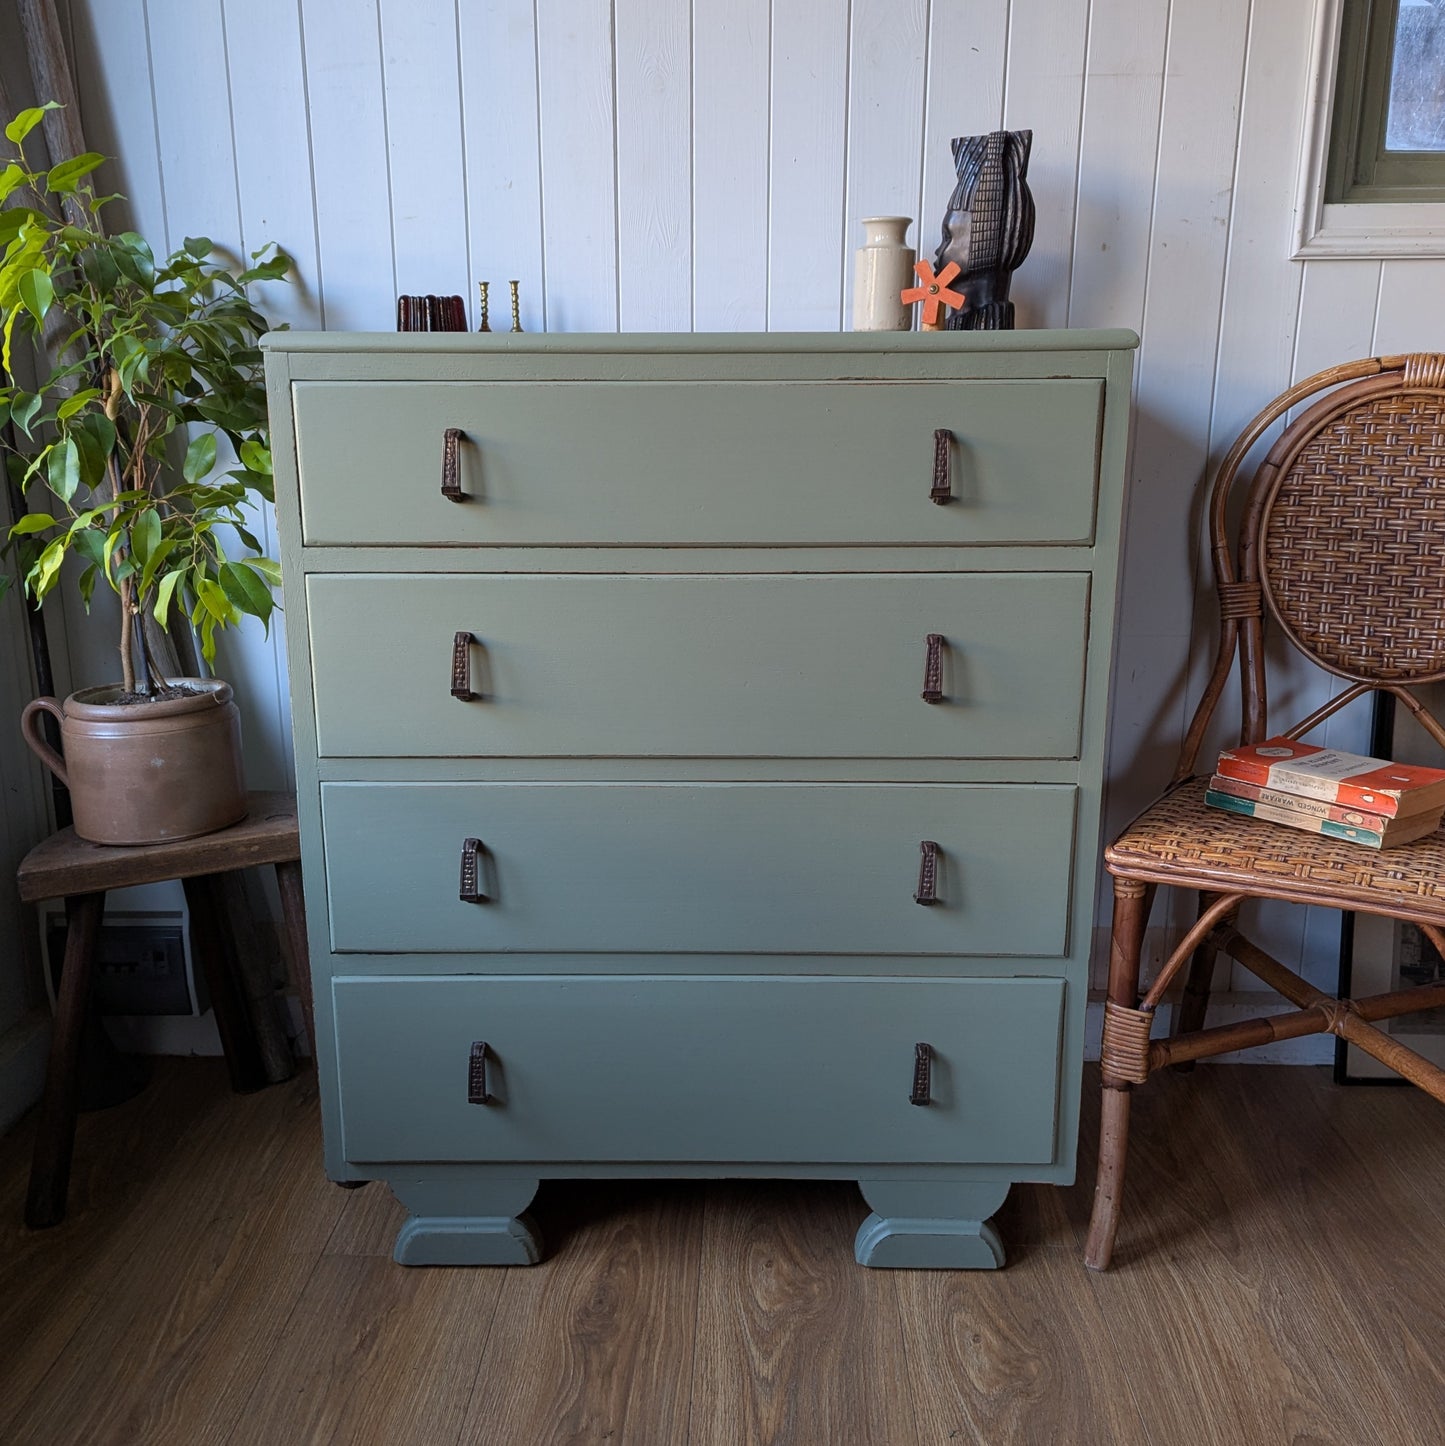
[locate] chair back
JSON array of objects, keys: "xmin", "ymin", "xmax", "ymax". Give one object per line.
[{"xmin": 1176, "ymin": 354, "xmax": 1445, "ymax": 781}]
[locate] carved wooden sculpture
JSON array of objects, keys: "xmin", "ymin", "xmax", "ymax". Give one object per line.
[{"xmin": 934, "ymin": 129, "xmax": 1035, "ymax": 331}]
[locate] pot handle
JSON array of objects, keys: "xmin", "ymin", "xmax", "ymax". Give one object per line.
[{"xmin": 20, "ymin": 697, "xmax": 68, "ymax": 787}]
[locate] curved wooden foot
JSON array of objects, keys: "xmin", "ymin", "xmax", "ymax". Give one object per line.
[
  {"xmin": 389, "ymin": 1176, "xmax": 543, "ymax": 1266},
  {"xmin": 1084, "ymin": 1083, "xmax": 1132, "ymax": 1271},
  {"xmin": 394, "ymin": 1212, "xmax": 543, "ymax": 1266},
  {"xmin": 855, "ymin": 1179, "xmax": 1010, "ymax": 1269}
]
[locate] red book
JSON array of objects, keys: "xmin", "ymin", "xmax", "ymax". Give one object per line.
[{"xmin": 1214, "ymin": 737, "xmax": 1445, "ymax": 818}]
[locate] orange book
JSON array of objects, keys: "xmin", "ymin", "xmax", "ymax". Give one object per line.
[
  {"xmin": 1206, "ymin": 774, "xmax": 1400, "ymax": 831},
  {"xmin": 1214, "ymin": 737, "xmax": 1445, "ymax": 819}
]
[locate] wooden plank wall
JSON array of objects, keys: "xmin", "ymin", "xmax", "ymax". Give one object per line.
[{"xmin": 53, "ymin": 0, "xmax": 1445, "ymax": 1032}]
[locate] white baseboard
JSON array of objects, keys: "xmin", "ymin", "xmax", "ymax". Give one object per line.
[
  {"xmin": 0, "ymin": 1010, "xmax": 52, "ymax": 1137},
  {"xmin": 1084, "ymin": 994, "xmax": 1332, "ymax": 1065}
]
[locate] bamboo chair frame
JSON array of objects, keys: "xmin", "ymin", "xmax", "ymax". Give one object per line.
[{"xmin": 1086, "ymin": 353, "xmax": 1445, "ymax": 1271}]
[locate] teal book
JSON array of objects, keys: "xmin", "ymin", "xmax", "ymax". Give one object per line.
[{"xmin": 1203, "ymin": 787, "xmax": 1393, "ymax": 848}]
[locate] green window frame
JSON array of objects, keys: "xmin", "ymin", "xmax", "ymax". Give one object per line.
[{"xmin": 1327, "ymin": 0, "xmax": 1445, "ymax": 204}]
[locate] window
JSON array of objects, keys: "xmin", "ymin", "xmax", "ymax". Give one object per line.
[
  {"xmin": 1329, "ymin": 0, "xmax": 1445, "ymax": 202},
  {"xmin": 1295, "ymin": 0, "xmax": 1445, "ymax": 256}
]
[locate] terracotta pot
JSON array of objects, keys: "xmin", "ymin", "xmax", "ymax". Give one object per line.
[{"xmin": 21, "ymin": 679, "xmax": 247, "ymax": 846}]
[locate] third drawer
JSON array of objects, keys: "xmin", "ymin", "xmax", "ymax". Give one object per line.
[{"xmin": 320, "ymin": 780, "xmax": 1077, "ymax": 956}]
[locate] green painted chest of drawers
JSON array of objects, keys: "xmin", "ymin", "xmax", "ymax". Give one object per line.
[{"xmin": 263, "ymin": 330, "xmax": 1137, "ymax": 1268}]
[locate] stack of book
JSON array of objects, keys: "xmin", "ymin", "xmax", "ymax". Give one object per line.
[{"xmin": 1206, "ymin": 737, "xmax": 1445, "ymax": 849}]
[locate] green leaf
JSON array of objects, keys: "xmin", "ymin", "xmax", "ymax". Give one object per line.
[
  {"xmin": 196, "ymin": 576, "xmax": 238, "ymax": 626},
  {"xmin": 183, "ymin": 236, "xmax": 213, "ymax": 260},
  {"xmin": 0, "ymin": 206, "xmax": 39, "ymax": 247},
  {"xmin": 242, "ymin": 556, "xmax": 283, "ymax": 587},
  {"xmin": 113, "ymin": 232, "xmax": 156, "ymax": 287},
  {"xmin": 182, "ymin": 432, "xmax": 217, "ymax": 484},
  {"xmin": 70, "ymin": 527, "xmax": 106, "ymax": 569},
  {"xmin": 130, "ymin": 508, "xmax": 160, "ymax": 568},
  {"xmin": 219, "ymin": 559, "xmax": 273, "ymax": 625},
  {"xmin": 45, "ymin": 438, "xmax": 80, "ymax": 502},
  {"xmin": 28, "ymin": 537, "xmax": 66, "ymax": 599},
  {"xmin": 138, "ymin": 537, "xmax": 177, "ymax": 598},
  {"xmin": 66, "ymin": 506, "xmax": 106, "ymax": 534},
  {"xmin": 0, "ymin": 163, "xmax": 25, "ymax": 203},
  {"xmin": 228, "ymin": 523, "xmax": 260, "ymax": 556},
  {"xmin": 77, "ymin": 562, "xmax": 97, "ymax": 609},
  {"xmin": 17, "ymin": 267, "xmax": 53, "ymax": 325},
  {"xmin": 237, "ymin": 254, "xmax": 291, "ymax": 285},
  {"xmin": 71, "ymin": 413, "xmax": 116, "ymax": 489},
  {"xmin": 11, "ymin": 391, "xmax": 41, "ymax": 438},
  {"xmin": 55, "ymin": 388, "xmax": 103, "ymax": 421},
  {"xmin": 7, "ymin": 511, "xmax": 57, "ymax": 537},
  {"xmin": 45, "ymin": 152, "xmax": 105, "ymax": 194},
  {"xmin": 80, "ymin": 245, "xmax": 119, "ymax": 294},
  {"xmin": 152, "ymin": 568, "xmax": 185, "ymax": 626},
  {"xmin": 238, "ymin": 439, "xmax": 272, "ymax": 475},
  {"xmin": 5, "ymin": 103, "xmax": 60, "ymax": 145}
]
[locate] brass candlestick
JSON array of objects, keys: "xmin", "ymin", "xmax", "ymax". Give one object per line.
[
  {"xmin": 476, "ymin": 281, "xmax": 490, "ymax": 332},
  {"xmin": 509, "ymin": 280, "xmax": 523, "ymax": 333}
]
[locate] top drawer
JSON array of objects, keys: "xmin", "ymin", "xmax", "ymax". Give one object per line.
[{"xmin": 292, "ymin": 378, "xmax": 1102, "ymax": 547}]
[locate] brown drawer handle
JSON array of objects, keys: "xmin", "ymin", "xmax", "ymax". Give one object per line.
[
  {"xmin": 460, "ymin": 837, "xmax": 490, "ymax": 903},
  {"xmin": 921, "ymin": 634, "xmax": 945, "ymax": 704},
  {"xmin": 468, "ymin": 1041, "xmax": 494, "ymax": 1104},
  {"xmin": 911, "ymin": 1042, "xmax": 933, "ymax": 1105},
  {"xmin": 441, "ymin": 427, "xmax": 465, "ymax": 501},
  {"xmin": 931, "ymin": 428, "xmax": 952, "ymax": 504},
  {"xmin": 914, "ymin": 840, "xmax": 940, "ymax": 905},
  {"xmin": 451, "ymin": 631, "xmax": 476, "ymax": 700}
]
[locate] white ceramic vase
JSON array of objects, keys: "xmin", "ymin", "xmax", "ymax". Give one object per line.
[{"xmin": 852, "ymin": 216, "xmax": 915, "ymax": 331}]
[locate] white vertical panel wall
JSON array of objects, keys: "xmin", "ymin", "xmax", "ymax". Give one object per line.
[{"xmin": 56, "ymin": 0, "xmax": 1445, "ymax": 1029}]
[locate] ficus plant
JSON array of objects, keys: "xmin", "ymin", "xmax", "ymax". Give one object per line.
[{"xmin": 0, "ymin": 100, "xmax": 290, "ymax": 697}]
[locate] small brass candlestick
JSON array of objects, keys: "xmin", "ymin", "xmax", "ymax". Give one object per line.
[
  {"xmin": 509, "ymin": 280, "xmax": 523, "ymax": 333},
  {"xmin": 476, "ymin": 281, "xmax": 491, "ymax": 332}
]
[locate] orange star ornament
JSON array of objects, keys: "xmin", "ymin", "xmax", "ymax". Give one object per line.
[{"xmin": 901, "ymin": 259, "xmax": 966, "ymax": 330}]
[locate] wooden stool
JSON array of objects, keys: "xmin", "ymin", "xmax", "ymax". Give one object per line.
[{"xmin": 16, "ymin": 790, "xmax": 310, "ymax": 1229}]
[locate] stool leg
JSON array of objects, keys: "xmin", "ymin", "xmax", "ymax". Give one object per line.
[
  {"xmin": 26, "ymin": 892, "xmax": 104, "ymax": 1229},
  {"xmin": 274, "ymin": 859, "xmax": 314, "ymax": 1061},
  {"xmin": 183, "ymin": 873, "xmax": 268, "ymax": 1093},
  {"xmin": 1085, "ymin": 877, "xmax": 1151, "ymax": 1271}
]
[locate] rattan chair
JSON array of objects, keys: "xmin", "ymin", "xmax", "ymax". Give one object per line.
[{"xmin": 1085, "ymin": 353, "xmax": 1445, "ymax": 1272}]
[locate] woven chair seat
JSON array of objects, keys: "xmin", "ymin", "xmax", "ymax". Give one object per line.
[{"xmin": 1106, "ymin": 777, "xmax": 1445, "ymax": 925}]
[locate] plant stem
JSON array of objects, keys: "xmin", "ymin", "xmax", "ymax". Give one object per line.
[{"xmin": 118, "ymin": 575, "xmax": 136, "ymax": 693}]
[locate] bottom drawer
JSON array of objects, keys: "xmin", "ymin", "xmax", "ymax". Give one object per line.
[{"xmin": 332, "ymin": 974, "xmax": 1065, "ymax": 1167}]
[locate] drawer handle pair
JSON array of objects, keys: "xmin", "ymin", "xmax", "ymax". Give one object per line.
[
  {"xmin": 459, "ymin": 628, "xmax": 946, "ymax": 707},
  {"xmin": 448, "ymin": 425, "xmax": 952, "ymax": 504},
  {"xmin": 472, "ymin": 1040, "xmax": 931, "ymax": 1108},
  {"xmin": 459, "ymin": 832, "xmax": 937, "ymax": 908}
]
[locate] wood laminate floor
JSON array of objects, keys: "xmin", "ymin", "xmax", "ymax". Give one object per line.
[{"xmin": 1, "ymin": 1058, "xmax": 1442, "ymax": 1445}]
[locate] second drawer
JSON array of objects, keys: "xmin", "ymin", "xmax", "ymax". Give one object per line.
[
  {"xmin": 307, "ymin": 572, "xmax": 1090, "ymax": 760},
  {"xmin": 320, "ymin": 781, "xmax": 1077, "ymax": 955}
]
